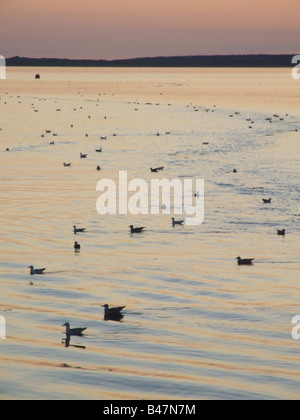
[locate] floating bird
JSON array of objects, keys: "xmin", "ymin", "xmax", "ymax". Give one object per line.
[
  {"xmin": 236, "ymin": 257, "xmax": 255, "ymax": 266},
  {"xmin": 96, "ymin": 165, "xmax": 101, "ymax": 171},
  {"xmin": 277, "ymin": 229, "xmax": 286, "ymax": 236},
  {"xmin": 95, "ymin": 148, "xmax": 102, "ymax": 152},
  {"xmin": 262, "ymin": 198, "xmax": 272, "ymax": 204},
  {"xmin": 171, "ymin": 217, "xmax": 184, "ymax": 227},
  {"xmin": 73, "ymin": 225, "xmax": 86, "ymax": 234},
  {"xmin": 28, "ymin": 265, "xmax": 46, "ymax": 275},
  {"xmin": 150, "ymin": 166, "xmax": 164, "ymax": 173},
  {"xmin": 102, "ymin": 304, "xmax": 125, "ymax": 319},
  {"xmin": 5, "ymin": 147, "xmax": 9, "ymax": 152},
  {"xmin": 63, "ymin": 162, "xmax": 71, "ymax": 167},
  {"xmin": 49, "ymin": 141, "xmax": 55, "ymax": 145},
  {"xmin": 62, "ymin": 322, "xmax": 86, "ymax": 336},
  {"xmin": 74, "ymin": 241, "xmax": 81, "ymax": 251},
  {"xmin": 129, "ymin": 225, "xmax": 145, "ymax": 234},
  {"xmin": 233, "ymin": 169, "xmax": 238, "ymax": 173},
  {"xmin": 80, "ymin": 153, "xmax": 87, "ymax": 158}
]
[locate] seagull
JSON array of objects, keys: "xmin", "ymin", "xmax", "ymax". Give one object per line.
[
  {"xmin": 277, "ymin": 229, "xmax": 286, "ymax": 236},
  {"xmin": 171, "ymin": 217, "xmax": 184, "ymax": 227},
  {"xmin": 62, "ymin": 322, "xmax": 86, "ymax": 336},
  {"xmin": 102, "ymin": 304, "xmax": 125, "ymax": 318},
  {"xmin": 73, "ymin": 225, "xmax": 86, "ymax": 234},
  {"xmin": 28, "ymin": 265, "xmax": 46, "ymax": 275},
  {"xmin": 74, "ymin": 241, "xmax": 81, "ymax": 251},
  {"xmin": 63, "ymin": 162, "xmax": 71, "ymax": 167},
  {"xmin": 80, "ymin": 153, "xmax": 87, "ymax": 158},
  {"xmin": 263, "ymin": 198, "xmax": 272, "ymax": 204},
  {"xmin": 150, "ymin": 166, "xmax": 164, "ymax": 173},
  {"xmin": 129, "ymin": 225, "xmax": 145, "ymax": 234},
  {"xmin": 236, "ymin": 257, "xmax": 255, "ymax": 266}
]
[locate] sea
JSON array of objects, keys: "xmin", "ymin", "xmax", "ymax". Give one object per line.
[{"xmin": 0, "ymin": 66, "xmax": 300, "ymax": 400}]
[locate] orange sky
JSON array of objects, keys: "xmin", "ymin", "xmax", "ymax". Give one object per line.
[{"xmin": 0, "ymin": 0, "xmax": 299, "ymax": 59}]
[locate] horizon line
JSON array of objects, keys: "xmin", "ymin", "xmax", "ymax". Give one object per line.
[{"xmin": 6, "ymin": 53, "xmax": 298, "ymax": 62}]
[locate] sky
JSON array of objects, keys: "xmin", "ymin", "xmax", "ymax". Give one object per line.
[{"xmin": 0, "ymin": 0, "xmax": 299, "ymax": 60}]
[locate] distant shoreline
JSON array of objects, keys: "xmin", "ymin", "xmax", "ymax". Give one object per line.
[{"xmin": 6, "ymin": 54, "xmax": 296, "ymax": 68}]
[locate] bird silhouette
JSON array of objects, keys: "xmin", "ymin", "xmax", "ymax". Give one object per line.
[
  {"xmin": 73, "ymin": 225, "xmax": 86, "ymax": 234},
  {"xmin": 171, "ymin": 218, "xmax": 184, "ymax": 227},
  {"xmin": 102, "ymin": 304, "xmax": 125, "ymax": 321},
  {"xmin": 74, "ymin": 241, "xmax": 81, "ymax": 251},
  {"xmin": 236, "ymin": 257, "xmax": 255, "ymax": 266},
  {"xmin": 62, "ymin": 322, "xmax": 86, "ymax": 336},
  {"xmin": 28, "ymin": 265, "xmax": 46, "ymax": 275},
  {"xmin": 129, "ymin": 225, "xmax": 145, "ymax": 234}
]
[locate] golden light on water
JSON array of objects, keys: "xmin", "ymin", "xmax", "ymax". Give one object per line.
[{"xmin": 0, "ymin": 67, "xmax": 300, "ymax": 399}]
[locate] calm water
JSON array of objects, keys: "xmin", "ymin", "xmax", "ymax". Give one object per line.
[{"xmin": 0, "ymin": 67, "xmax": 300, "ymax": 400}]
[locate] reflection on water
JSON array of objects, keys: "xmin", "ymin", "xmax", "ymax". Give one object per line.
[
  {"xmin": 0, "ymin": 68, "xmax": 300, "ymax": 399},
  {"xmin": 62, "ymin": 334, "xmax": 86, "ymax": 350}
]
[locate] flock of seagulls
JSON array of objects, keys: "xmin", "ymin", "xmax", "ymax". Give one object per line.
[{"xmin": 7, "ymin": 89, "xmax": 290, "ymax": 347}]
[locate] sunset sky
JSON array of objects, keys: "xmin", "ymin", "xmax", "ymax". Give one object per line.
[{"xmin": 1, "ymin": 0, "xmax": 299, "ymax": 59}]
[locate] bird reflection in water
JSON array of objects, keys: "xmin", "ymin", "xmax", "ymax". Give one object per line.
[
  {"xmin": 104, "ymin": 313, "xmax": 124, "ymax": 322},
  {"xmin": 62, "ymin": 334, "xmax": 86, "ymax": 349},
  {"xmin": 61, "ymin": 322, "xmax": 86, "ymax": 349}
]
